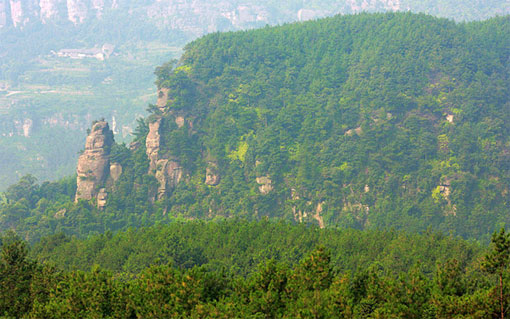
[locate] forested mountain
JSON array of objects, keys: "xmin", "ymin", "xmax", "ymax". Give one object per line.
[
  {"xmin": 1, "ymin": 12, "xmax": 509, "ymax": 243},
  {"xmin": 1, "ymin": 11, "xmax": 510, "ymax": 318},
  {"xmin": 0, "ymin": 0, "xmax": 509, "ymax": 191}
]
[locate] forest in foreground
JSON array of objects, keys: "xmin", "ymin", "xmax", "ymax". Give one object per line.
[{"xmin": 2, "ymin": 220, "xmax": 510, "ymax": 318}]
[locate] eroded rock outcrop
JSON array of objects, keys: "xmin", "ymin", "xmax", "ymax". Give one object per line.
[
  {"xmin": 146, "ymin": 116, "xmax": 184, "ymax": 199},
  {"xmin": 105, "ymin": 161, "xmax": 122, "ymax": 190},
  {"xmin": 96, "ymin": 187, "xmax": 107, "ymax": 209},
  {"xmin": 155, "ymin": 159, "xmax": 183, "ymax": 199},
  {"xmin": 75, "ymin": 121, "xmax": 114, "ymax": 202},
  {"xmin": 0, "ymin": 1, "xmax": 507, "ymax": 30},
  {"xmin": 156, "ymin": 88, "xmax": 170, "ymax": 112},
  {"xmin": 205, "ymin": 161, "xmax": 220, "ymax": 186},
  {"xmin": 146, "ymin": 118, "xmax": 162, "ymax": 171},
  {"xmin": 256, "ymin": 176, "xmax": 273, "ymax": 194}
]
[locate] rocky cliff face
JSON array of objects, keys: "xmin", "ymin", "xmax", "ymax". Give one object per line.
[
  {"xmin": 75, "ymin": 121, "xmax": 114, "ymax": 202},
  {"xmin": 0, "ymin": 0, "xmax": 115, "ymax": 28},
  {"xmin": 0, "ymin": 0, "xmax": 412, "ymax": 30},
  {"xmin": 146, "ymin": 115, "xmax": 184, "ymax": 200}
]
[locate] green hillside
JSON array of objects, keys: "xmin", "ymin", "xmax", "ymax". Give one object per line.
[{"xmin": 1, "ymin": 12, "xmax": 510, "ymax": 242}]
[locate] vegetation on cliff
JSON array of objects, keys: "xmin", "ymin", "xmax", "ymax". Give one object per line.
[{"xmin": 1, "ymin": 12, "xmax": 509, "ymax": 242}]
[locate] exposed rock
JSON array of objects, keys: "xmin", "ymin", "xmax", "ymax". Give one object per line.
[
  {"xmin": 290, "ymin": 188, "xmax": 325, "ymax": 228},
  {"xmin": 293, "ymin": 206, "xmax": 304, "ymax": 223},
  {"xmin": 39, "ymin": 0, "xmax": 65, "ymax": 22},
  {"xmin": 105, "ymin": 161, "xmax": 122, "ymax": 189},
  {"xmin": 155, "ymin": 159, "xmax": 183, "ymax": 199},
  {"xmin": 205, "ymin": 162, "xmax": 220, "ymax": 185},
  {"xmin": 75, "ymin": 121, "xmax": 114, "ymax": 202},
  {"xmin": 175, "ymin": 116, "xmax": 185, "ymax": 128},
  {"xmin": 9, "ymin": 0, "xmax": 23, "ymax": 27},
  {"xmin": 291, "ymin": 188, "xmax": 299, "ymax": 200},
  {"xmin": 156, "ymin": 88, "xmax": 170, "ymax": 111},
  {"xmin": 54, "ymin": 208, "xmax": 66, "ymax": 219},
  {"xmin": 146, "ymin": 118, "xmax": 162, "ymax": 171},
  {"xmin": 439, "ymin": 184, "xmax": 450, "ymax": 199},
  {"xmin": 345, "ymin": 126, "xmax": 362, "ymax": 136},
  {"xmin": 109, "ymin": 162, "xmax": 122, "ymax": 182},
  {"xmin": 439, "ymin": 178, "xmax": 451, "ymax": 200},
  {"xmin": 145, "ymin": 116, "xmax": 185, "ymax": 199},
  {"xmin": 0, "ymin": 0, "xmax": 507, "ymax": 31},
  {"xmin": 438, "ymin": 178, "xmax": 456, "ymax": 216},
  {"xmin": 67, "ymin": 0, "xmax": 88, "ymax": 24},
  {"xmin": 343, "ymin": 199, "xmax": 370, "ymax": 226},
  {"xmin": 91, "ymin": 0, "xmax": 107, "ymax": 18},
  {"xmin": 96, "ymin": 187, "xmax": 107, "ymax": 209},
  {"xmin": 256, "ymin": 176, "xmax": 273, "ymax": 194},
  {"xmin": 129, "ymin": 140, "xmax": 141, "ymax": 151},
  {"xmin": 313, "ymin": 202, "xmax": 325, "ymax": 229}
]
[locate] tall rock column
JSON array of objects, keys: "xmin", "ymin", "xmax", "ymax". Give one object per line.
[
  {"xmin": 75, "ymin": 121, "xmax": 114, "ymax": 202},
  {"xmin": 146, "ymin": 116, "xmax": 184, "ymax": 200}
]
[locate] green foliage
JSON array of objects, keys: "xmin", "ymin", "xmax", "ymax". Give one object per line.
[
  {"xmin": 29, "ymin": 219, "xmax": 481, "ymax": 278},
  {"xmin": 483, "ymin": 228, "xmax": 510, "ymax": 275},
  {"xmin": 2, "ymin": 13, "xmax": 510, "ymax": 243},
  {"xmin": 0, "ymin": 224, "xmax": 503, "ymax": 318},
  {"xmin": 0, "ymin": 232, "xmax": 35, "ymax": 317}
]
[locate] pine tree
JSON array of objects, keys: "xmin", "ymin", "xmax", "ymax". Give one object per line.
[{"xmin": 483, "ymin": 228, "xmax": 510, "ymax": 319}]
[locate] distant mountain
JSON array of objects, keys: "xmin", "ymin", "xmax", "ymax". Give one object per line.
[
  {"xmin": 2, "ymin": 12, "xmax": 509, "ymax": 243},
  {"xmin": 1, "ymin": 0, "xmax": 509, "ymax": 31},
  {"xmin": 0, "ymin": 0, "xmax": 508, "ymax": 191}
]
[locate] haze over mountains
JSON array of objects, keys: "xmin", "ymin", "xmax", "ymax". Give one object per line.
[
  {"xmin": 1, "ymin": 9, "xmax": 510, "ymax": 317},
  {"xmin": 1, "ymin": 0, "xmax": 509, "ymax": 31},
  {"xmin": 0, "ymin": 0, "xmax": 509, "ymax": 191},
  {"xmin": 2, "ymin": 12, "xmax": 509, "ymax": 243}
]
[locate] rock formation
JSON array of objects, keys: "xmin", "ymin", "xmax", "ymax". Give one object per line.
[
  {"xmin": 205, "ymin": 161, "xmax": 220, "ymax": 186},
  {"xmin": 154, "ymin": 159, "xmax": 183, "ymax": 199},
  {"xmin": 96, "ymin": 188, "xmax": 107, "ymax": 209},
  {"xmin": 0, "ymin": 0, "xmax": 507, "ymax": 30},
  {"xmin": 156, "ymin": 88, "xmax": 170, "ymax": 112},
  {"xmin": 109, "ymin": 162, "xmax": 122, "ymax": 182},
  {"xmin": 146, "ymin": 118, "xmax": 162, "ymax": 172},
  {"xmin": 256, "ymin": 176, "xmax": 273, "ymax": 194},
  {"xmin": 146, "ymin": 116, "xmax": 184, "ymax": 200},
  {"xmin": 75, "ymin": 121, "xmax": 114, "ymax": 202}
]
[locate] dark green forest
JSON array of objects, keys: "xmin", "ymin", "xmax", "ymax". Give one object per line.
[{"xmin": 2, "ymin": 221, "xmax": 510, "ymax": 318}]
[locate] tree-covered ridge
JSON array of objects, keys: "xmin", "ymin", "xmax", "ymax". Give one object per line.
[
  {"xmin": 1, "ymin": 12, "xmax": 509, "ymax": 242},
  {"xmin": 2, "ymin": 222, "xmax": 510, "ymax": 318},
  {"xmin": 150, "ymin": 13, "xmax": 510, "ymax": 240}
]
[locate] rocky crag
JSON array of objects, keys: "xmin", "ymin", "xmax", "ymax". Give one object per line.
[
  {"xmin": 146, "ymin": 88, "xmax": 186, "ymax": 200},
  {"xmin": 75, "ymin": 120, "xmax": 115, "ymax": 207},
  {"xmin": 2, "ymin": 0, "xmax": 507, "ymax": 31}
]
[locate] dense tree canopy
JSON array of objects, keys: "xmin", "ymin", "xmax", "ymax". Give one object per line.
[
  {"xmin": 1, "ymin": 222, "xmax": 509, "ymax": 318},
  {"xmin": 1, "ymin": 13, "xmax": 510, "ymax": 243}
]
